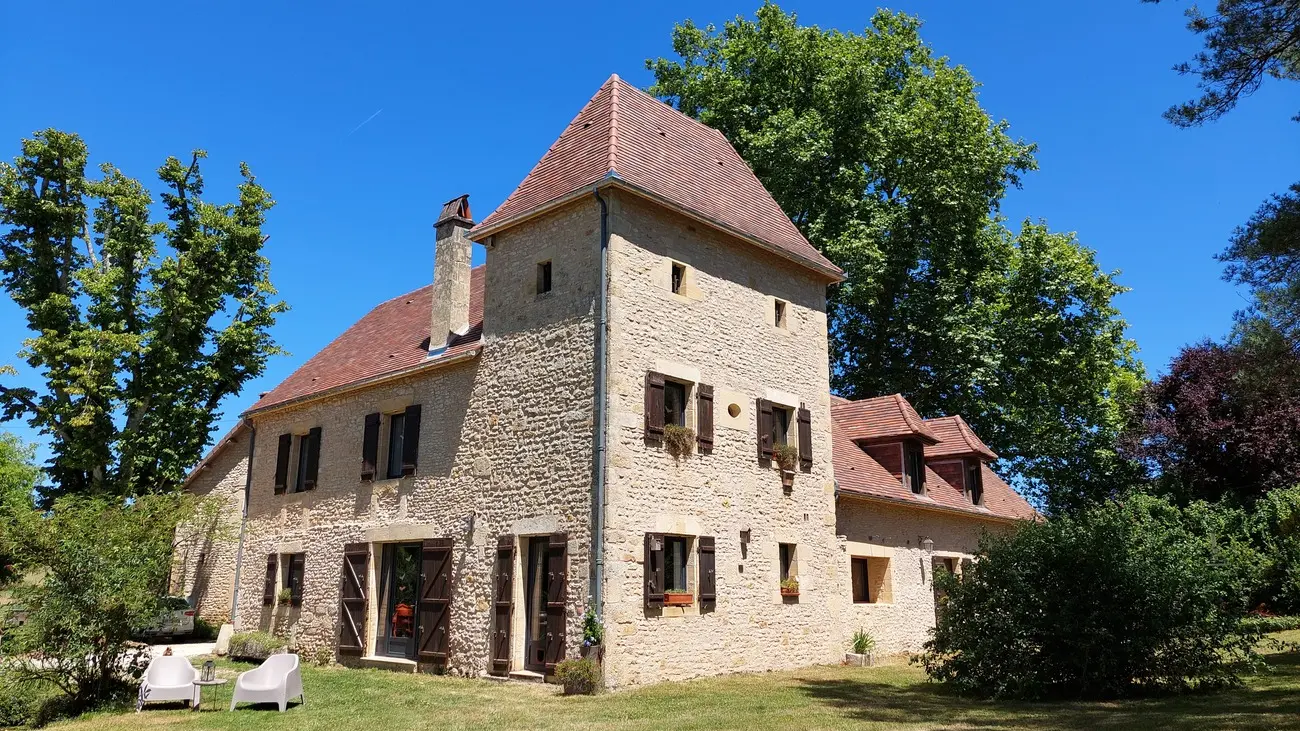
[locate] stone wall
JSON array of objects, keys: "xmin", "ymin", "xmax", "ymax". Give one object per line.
[
  {"xmin": 599, "ymin": 191, "xmax": 842, "ymax": 688},
  {"xmin": 172, "ymin": 430, "xmax": 248, "ymax": 625},
  {"xmin": 836, "ymin": 497, "xmax": 1015, "ymax": 654},
  {"xmin": 232, "ymin": 198, "xmax": 602, "ymax": 675}
]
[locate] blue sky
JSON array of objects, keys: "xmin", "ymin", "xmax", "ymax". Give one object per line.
[{"xmin": 1, "ymin": 1, "xmax": 1297, "ymax": 456}]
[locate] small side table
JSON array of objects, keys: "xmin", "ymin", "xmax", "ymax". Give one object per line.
[{"xmin": 192, "ymin": 678, "xmax": 229, "ymax": 712}]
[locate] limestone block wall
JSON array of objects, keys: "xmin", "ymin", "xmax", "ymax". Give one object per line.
[
  {"xmin": 836, "ymin": 497, "xmax": 1015, "ymax": 654},
  {"xmin": 233, "ymin": 199, "xmax": 602, "ymax": 675},
  {"xmin": 172, "ymin": 431, "xmax": 248, "ymax": 625},
  {"xmin": 600, "ymin": 191, "xmax": 842, "ymax": 688}
]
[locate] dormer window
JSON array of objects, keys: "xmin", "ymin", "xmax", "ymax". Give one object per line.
[
  {"xmin": 965, "ymin": 459, "xmax": 983, "ymax": 505},
  {"xmin": 903, "ymin": 441, "xmax": 926, "ymax": 495}
]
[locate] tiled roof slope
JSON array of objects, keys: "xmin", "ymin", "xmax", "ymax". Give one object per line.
[
  {"xmin": 831, "ymin": 397, "xmax": 1036, "ymax": 521},
  {"xmin": 247, "ymin": 266, "xmax": 485, "ymax": 413},
  {"xmin": 831, "ymin": 394, "xmax": 939, "ymax": 444},
  {"xmin": 182, "ymin": 421, "xmax": 248, "ymax": 489},
  {"xmin": 924, "ymin": 415, "xmax": 998, "ymax": 461},
  {"xmin": 471, "ymin": 75, "xmax": 842, "ymax": 280}
]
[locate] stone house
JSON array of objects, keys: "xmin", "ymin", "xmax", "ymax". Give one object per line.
[{"xmin": 175, "ymin": 74, "xmax": 1035, "ymax": 687}]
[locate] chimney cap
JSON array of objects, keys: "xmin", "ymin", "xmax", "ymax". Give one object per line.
[{"xmin": 436, "ymin": 194, "xmax": 473, "ymax": 227}]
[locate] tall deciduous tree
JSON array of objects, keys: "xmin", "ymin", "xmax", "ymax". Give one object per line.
[
  {"xmin": 1124, "ymin": 321, "xmax": 1300, "ymax": 505},
  {"xmin": 648, "ymin": 4, "xmax": 1143, "ymax": 510},
  {"xmin": 0, "ymin": 130, "xmax": 285, "ymax": 504},
  {"xmin": 0, "ymin": 430, "xmax": 38, "ymax": 587}
]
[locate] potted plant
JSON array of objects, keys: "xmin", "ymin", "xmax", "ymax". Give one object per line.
[
  {"xmin": 580, "ymin": 607, "xmax": 604, "ymax": 664},
  {"xmin": 663, "ymin": 424, "xmax": 695, "ymax": 459},
  {"xmin": 664, "ymin": 589, "xmax": 693, "ymax": 606},
  {"xmin": 276, "ymin": 588, "xmax": 293, "ymax": 607},
  {"xmin": 780, "ymin": 577, "xmax": 800, "ymax": 597},
  {"xmin": 846, "ymin": 628, "xmax": 876, "ymax": 667},
  {"xmin": 773, "ymin": 444, "xmax": 799, "ymax": 487}
]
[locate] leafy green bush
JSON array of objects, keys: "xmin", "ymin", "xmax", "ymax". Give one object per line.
[
  {"xmin": 1249, "ymin": 485, "xmax": 1300, "ymax": 614},
  {"xmin": 1242, "ymin": 614, "xmax": 1300, "ymax": 633},
  {"xmin": 192, "ymin": 617, "xmax": 220, "ymax": 641},
  {"xmin": 555, "ymin": 658, "xmax": 601, "ymax": 695},
  {"xmin": 228, "ymin": 631, "xmax": 287, "ymax": 661},
  {"xmin": 581, "ymin": 607, "xmax": 603, "ymax": 647},
  {"xmin": 920, "ymin": 493, "xmax": 1265, "ymax": 699}
]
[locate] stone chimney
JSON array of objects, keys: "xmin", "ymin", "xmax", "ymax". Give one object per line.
[{"xmin": 429, "ymin": 194, "xmax": 473, "ymax": 355}]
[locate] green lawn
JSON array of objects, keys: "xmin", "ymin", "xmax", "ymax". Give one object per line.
[{"xmin": 50, "ymin": 632, "xmax": 1300, "ymax": 731}]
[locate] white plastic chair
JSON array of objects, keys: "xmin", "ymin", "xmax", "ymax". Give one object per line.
[
  {"xmin": 230, "ymin": 653, "xmax": 304, "ymax": 712},
  {"xmin": 137, "ymin": 655, "xmax": 198, "ymax": 711}
]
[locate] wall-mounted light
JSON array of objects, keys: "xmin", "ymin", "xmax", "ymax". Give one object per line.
[{"xmin": 921, "ymin": 537, "xmax": 934, "ymax": 553}]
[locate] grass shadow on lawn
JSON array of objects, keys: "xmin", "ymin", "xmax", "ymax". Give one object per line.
[{"xmin": 795, "ymin": 651, "xmax": 1300, "ymax": 731}]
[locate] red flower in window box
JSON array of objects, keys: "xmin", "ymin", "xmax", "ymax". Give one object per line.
[{"xmin": 664, "ymin": 591, "xmax": 693, "ymax": 606}]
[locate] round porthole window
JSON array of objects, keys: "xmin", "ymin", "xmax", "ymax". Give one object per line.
[{"xmin": 727, "ymin": 403, "xmax": 741, "ymax": 418}]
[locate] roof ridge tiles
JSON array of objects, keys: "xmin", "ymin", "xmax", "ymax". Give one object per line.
[{"xmin": 608, "ymin": 74, "xmax": 620, "ymax": 174}]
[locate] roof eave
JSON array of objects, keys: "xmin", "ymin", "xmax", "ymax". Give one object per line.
[
  {"xmin": 470, "ymin": 177, "xmax": 846, "ymax": 283},
  {"xmin": 242, "ymin": 344, "xmax": 482, "ymax": 419},
  {"xmin": 836, "ymin": 488, "xmax": 1021, "ymax": 524}
]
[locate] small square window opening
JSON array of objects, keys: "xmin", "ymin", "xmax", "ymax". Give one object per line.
[
  {"xmin": 536, "ymin": 261, "xmax": 552, "ymax": 295},
  {"xmin": 671, "ymin": 262, "xmax": 686, "ymax": 295},
  {"xmin": 851, "ymin": 557, "xmax": 870, "ymax": 603}
]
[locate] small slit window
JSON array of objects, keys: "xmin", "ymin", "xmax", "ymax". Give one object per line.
[
  {"xmin": 671, "ymin": 262, "xmax": 686, "ymax": 295},
  {"xmin": 779, "ymin": 543, "xmax": 796, "ymax": 582},
  {"xmin": 774, "ymin": 299, "xmax": 788, "ymax": 329},
  {"xmin": 536, "ymin": 261, "xmax": 552, "ymax": 295}
]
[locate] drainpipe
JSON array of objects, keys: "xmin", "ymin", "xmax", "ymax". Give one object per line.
[
  {"xmin": 590, "ymin": 184, "xmax": 610, "ymax": 618},
  {"xmin": 229, "ymin": 420, "xmax": 256, "ymax": 626}
]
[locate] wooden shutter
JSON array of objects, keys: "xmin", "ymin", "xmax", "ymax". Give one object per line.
[
  {"xmin": 644, "ymin": 533, "xmax": 664, "ymax": 608},
  {"xmin": 698, "ymin": 536, "xmax": 716, "ymax": 612},
  {"xmin": 543, "ymin": 532, "xmax": 567, "ymax": 673},
  {"xmin": 262, "ymin": 554, "xmax": 277, "ymax": 606},
  {"xmin": 797, "ymin": 403, "xmax": 812, "ymax": 472},
  {"xmin": 401, "ymin": 404, "xmax": 422, "ymax": 476},
  {"xmin": 756, "ymin": 399, "xmax": 774, "ymax": 462},
  {"xmin": 274, "ymin": 434, "xmax": 292, "ymax": 494},
  {"xmin": 418, "ymin": 537, "xmax": 453, "ymax": 666},
  {"xmin": 696, "ymin": 384, "xmax": 714, "ymax": 454},
  {"xmin": 289, "ymin": 553, "xmax": 305, "ymax": 607},
  {"xmin": 338, "ymin": 543, "xmax": 369, "ymax": 656},
  {"xmin": 644, "ymin": 372, "xmax": 665, "ymax": 445},
  {"xmin": 490, "ymin": 535, "xmax": 515, "ymax": 676},
  {"xmin": 303, "ymin": 427, "xmax": 322, "ymax": 490},
  {"xmin": 361, "ymin": 412, "xmax": 380, "ymax": 481}
]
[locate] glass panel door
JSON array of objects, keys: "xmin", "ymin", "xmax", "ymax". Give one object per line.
[
  {"xmin": 523, "ymin": 537, "xmax": 550, "ymax": 672},
  {"xmin": 381, "ymin": 543, "xmax": 421, "ymax": 659}
]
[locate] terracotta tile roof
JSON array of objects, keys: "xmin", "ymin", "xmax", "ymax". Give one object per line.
[
  {"xmin": 246, "ymin": 266, "xmax": 485, "ymax": 414},
  {"xmin": 831, "ymin": 394, "xmax": 939, "ymax": 445},
  {"xmin": 471, "ymin": 74, "xmax": 842, "ymax": 281},
  {"xmin": 831, "ymin": 398, "xmax": 1036, "ymax": 522},
  {"xmin": 924, "ymin": 415, "xmax": 998, "ymax": 461}
]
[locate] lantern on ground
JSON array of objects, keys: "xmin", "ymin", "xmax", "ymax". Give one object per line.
[{"xmin": 201, "ymin": 660, "xmax": 215, "ymax": 683}]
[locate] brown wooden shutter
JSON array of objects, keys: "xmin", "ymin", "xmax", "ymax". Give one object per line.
[
  {"xmin": 490, "ymin": 535, "xmax": 515, "ymax": 676},
  {"xmin": 698, "ymin": 536, "xmax": 716, "ymax": 612},
  {"xmin": 361, "ymin": 412, "xmax": 380, "ymax": 481},
  {"xmin": 757, "ymin": 399, "xmax": 774, "ymax": 462},
  {"xmin": 262, "ymin": 553, "xmax": 277, "ymax": 606},
  {"xmin": 274, "ymin": 434, "xmax": 292, "ymax": 494},
  {"xmin": 644, "ymin": 533, "xmax": 664, "ymax": 608},
  {"xmin": 696, "ymin": 384, "xmax": 714, "ymax": 454},
  {"xmin": 338, "ymin": 543, "xmax": 369, "ymax": 656},
  {"xmin": 797, "ymin": 403, "xmax": 812, "ymax": 472},
  {"xmin": 644, "ymin": 372, "xmax": 665, "ymax": 445},
  {"xmin": 401, "ymin": 404, "xmax": 422, "ymax": 476},
  {"xmin": 543, "ymin": 532, "xmax": 568, "ymax": 673},
  {"xmin": 303, "ymin": 427, "xmax": 322, "ymax": 490},
  {"xmin": 289, "ymin": 553, "xmax": 305, "ymax": 607},
  {"xmin": 418, "ymin": 537, "xmax": 453, "ymax": 666}
]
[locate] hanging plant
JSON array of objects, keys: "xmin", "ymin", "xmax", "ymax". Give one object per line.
[
  {"xmin": 663, "ymin": 424, "xmax": 695, "ymax": 458},
  {"xmin": 773, "ymin": 444, "xmax": 799, "ymax": 472}
]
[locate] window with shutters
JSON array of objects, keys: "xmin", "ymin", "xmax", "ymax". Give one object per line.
[
  {"xmin": 386, "ymin": 412, "xmax": 406, "ymax": 479},
  {"xmin": 663, "ymin": 381, "xmax": 687, "ymax": 427},
  {"xmin": 665, "ymin": 536, "xmax": 689, "ymax": 593},
  {"xmin": 965, "ymin": 459, "xmax": 984, "ymax": 505},
  {"xmin": 282, "ymin": 552, "xmax": 306, "ymax": 607},
  {"xmin": 293, "ymin": 434, "xmax": 311, "ymax": 493},
  {"xmin": 852, "ymin": 556, "xmax": 892, "ymax": 603}
]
